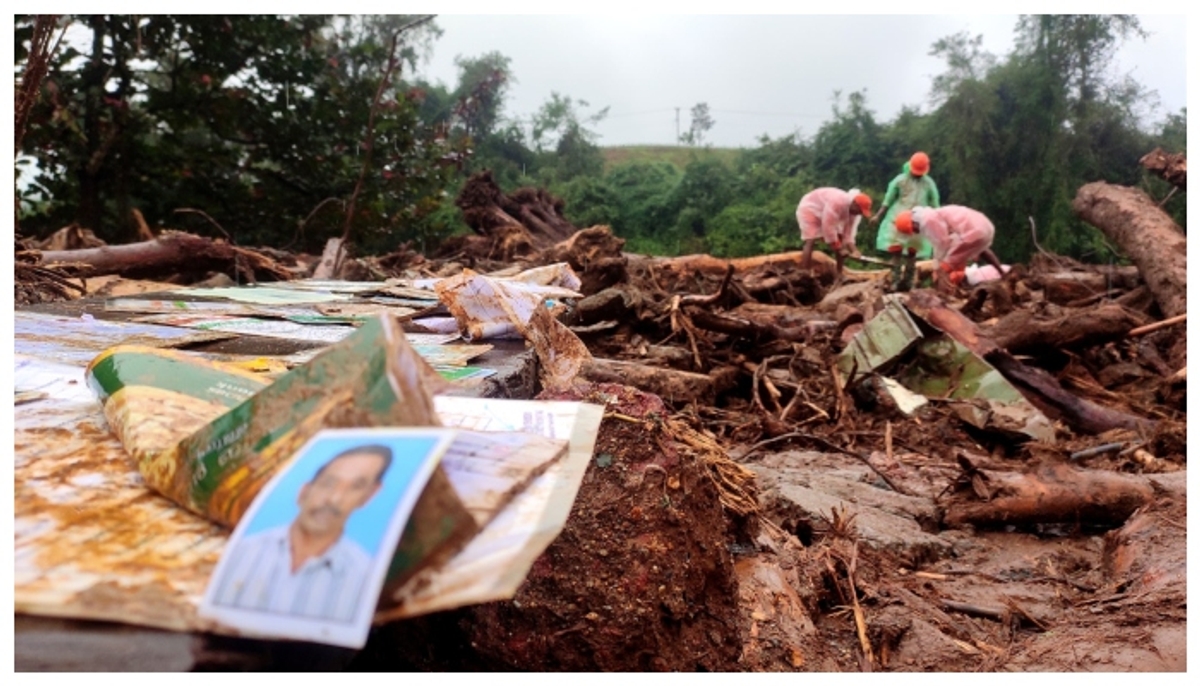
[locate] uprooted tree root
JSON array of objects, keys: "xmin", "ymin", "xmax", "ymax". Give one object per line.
[{"xmin": 15, "ymin": 249, "xmax": 86, "ymax": 305}]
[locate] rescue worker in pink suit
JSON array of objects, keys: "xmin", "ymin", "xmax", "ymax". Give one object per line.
[
  {"xmin": 797, "ymin": 187, "xmax": 873, "ymax": 278},
  {"xmin": 894, "ymin": 205, "xmax": 1004, "ymax": 292}
]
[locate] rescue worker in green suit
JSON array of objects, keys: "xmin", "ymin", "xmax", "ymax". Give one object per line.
[{"xmin": 871, "ymin": 152, "xmax": 940, "ymax": 291}]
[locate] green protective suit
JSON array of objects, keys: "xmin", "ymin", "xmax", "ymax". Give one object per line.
[{"xmin": 874, "ymin": 162, "xmax": 941, "ymax": 259}]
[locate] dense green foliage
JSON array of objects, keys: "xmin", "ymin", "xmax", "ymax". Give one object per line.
[{"xmin": 16, "ymin": 15, "xmax": 1185, "ymax": 264}]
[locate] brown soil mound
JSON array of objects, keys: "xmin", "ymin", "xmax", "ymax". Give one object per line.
[{"xmin": 353, "ymin": 383, "xmax": 745, "ymax": 671}]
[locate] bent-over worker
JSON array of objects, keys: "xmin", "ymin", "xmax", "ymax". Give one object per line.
[
  {"xmin": 797, "ymin": 187, "xmax": 872, "ymax": 277},
  {"xmin": 894, "ymin": 205, "xmax": 1004, "ymax": 292}
]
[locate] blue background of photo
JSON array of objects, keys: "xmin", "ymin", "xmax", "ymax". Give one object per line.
[{"xmin": 241, "ymin": 431, "xmax": 445, "ymax": 556}]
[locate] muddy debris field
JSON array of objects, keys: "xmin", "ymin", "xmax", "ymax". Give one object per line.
[{"xmin": 16, "ymin": 167, "xmax": 1188, "ymax": 672}]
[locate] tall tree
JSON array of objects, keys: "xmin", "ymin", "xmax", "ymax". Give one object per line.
[
  {"xmin": 450, "ymin": 51, "xmax": 512, "ymax": 142},
  {"xmin": 17, "ymin": 15, "xmax": 465, "ymax": 252},
  {"xmin": 809, "ymin": 90, "xmax": 891, "ymax": 191},
  {"xmin": 530, "ymin": 92, "xmax": 608, "ymax": 184},
  {"xmin": 679, "ymin": 102, "xmax": 714, "ymax": 146}
]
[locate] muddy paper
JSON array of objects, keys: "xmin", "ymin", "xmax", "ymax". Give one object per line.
[
  {"xmin": 172, "ymin": 285, "xmax": 352, "ymax": 305},
  {"xmin": 105, "ymin": 298, "xmax": 263, "ymax": 316},
  {"xmin": 15, "ymin": 311, "xmax": 233, "ymax": 367},
  {"xmin": 15, "ymin": 353, "xmax": 231, "ymax": 632},
  {"xmin": 412, "ymin": 343, "xmax": 494, "ymax": 367},
  {"xmin": 131, "ymin": 313, "xmax": 358, "ymax": 344},
  {"xmin": 434, "ymin": 269, "xmax": 583, "ymax": 341},
  {"xmin": 378, "ymin": 396, "xmax": 604, "ymax": 620},
  {"xmin": 85, "ymin": 314, "xmax": 449, "ymax": 527},
  {"xmin": 433, "ymin": 366, "xmax": 497, "ymax": 382}
]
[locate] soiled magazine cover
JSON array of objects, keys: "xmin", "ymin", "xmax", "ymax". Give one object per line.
[
  {"xmin": 69, "ymin": 313, "xmax": 594, "ymax": 646},
  {"xmin": 83, "ymin": 315, "xmax": 480, "ymax": 602},
  {"xmin": 84, "ymin": 314, "xmax": 449, "ymax": 527}
]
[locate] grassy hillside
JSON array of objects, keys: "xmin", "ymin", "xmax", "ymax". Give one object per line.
[{"xmin": 601, "ymin": 145, "xmax": 743, "ymax": 172}]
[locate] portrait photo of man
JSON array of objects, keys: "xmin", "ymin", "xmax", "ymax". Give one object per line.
[{"xmin": 210, "ymin": 443, "xmax": 393, "ymax": 623}]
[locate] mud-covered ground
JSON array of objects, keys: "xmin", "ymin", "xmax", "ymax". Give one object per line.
[
  {"xmin": 22, "ymin": 217, "xmax": 1186, "ymax": 672},
  {"xmin": 353, "ymin": 245, "xmax": 1185, "ymax": 671}
]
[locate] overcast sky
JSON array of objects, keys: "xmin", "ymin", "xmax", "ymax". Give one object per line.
[{"xmin": 407, "ymin": 11, "xmax": 1187, "ymax": 149}]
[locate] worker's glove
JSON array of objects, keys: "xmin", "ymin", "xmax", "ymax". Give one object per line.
[{"xmin": 948, "ymin": 270, "xmax": 966, "ymax": 286}]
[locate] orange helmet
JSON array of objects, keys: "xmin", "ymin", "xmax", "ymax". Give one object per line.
[
  {"xmin": 852, "ymin": 192, "xmax": 872, "ymax": 216},
  {"xmin": 895, "ymin": 210, "xmax": 915, "ymax": 235},
  {"xmin": 909, "ymin": 152, "xmax": 930, "ymax": 176}
]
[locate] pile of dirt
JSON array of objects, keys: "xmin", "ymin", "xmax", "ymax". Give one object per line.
[{"xmin": 354, "ymin": 384, "xmax": 745, "ymax": 671}]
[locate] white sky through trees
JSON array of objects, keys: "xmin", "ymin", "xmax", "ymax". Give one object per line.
[{"xmin": 409, "ymin": 11, "xmax": 1186, "ymax": 148}]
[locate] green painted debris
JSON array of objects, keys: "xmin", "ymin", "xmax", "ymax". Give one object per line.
[
  {"xmin": 837, "ymin": 299, "xmax": 924, "ymax": 382},
  {"xmin": 837, "ymin": 300, "xmax": 1056, "ymax": 443},
  {"xmin": 895, "ymin": 337, "xmax": 1023, "ymax": 404}
]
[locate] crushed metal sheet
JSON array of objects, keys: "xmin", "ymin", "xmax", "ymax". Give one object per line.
[
  {"xmin": 896, "ymin": 337, "xmax": 1056, "ymax": 443},
  {"xmin": 897, "ymin": 338, "xmax": 1023, "ymax": 403},
  {"xmin": 837, "ymin": 299, "xmax": 924, "ymax": 382},
  {"xmin": 15, "ymin": 311, "xmax": 234, "ymax": 367},
  {"xmin": 948, "ymin": 400, "xmax": 1057, "ymax": 444}
]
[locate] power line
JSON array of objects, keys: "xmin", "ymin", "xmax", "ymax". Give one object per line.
[
  {"xmin": 503, "ymin": 107, "xmax": 827, "ymax": 123},
  {"xmin": 708, "ymin": 109, "xmax": 827, "ymax": 119}
]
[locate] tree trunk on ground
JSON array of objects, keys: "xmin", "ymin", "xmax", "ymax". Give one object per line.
[
  {"xmin": 985, "ymin": 349, "xmax": 1155, "ymax": 434},
  {"xmin": 687, "ymin": 309, "xmax": 813, "ymax": 344},
  {"xmin": 989, "ymin": 304, "xmax": 1148, "ymax": 355},
  {"xmin": 38, "ymin": 231, "xmax": 290, "ymax": 282},
  {"xmin": 580, "ymin": 358, "xmax": 715, "ymax": 406},
  {"xmin": 646, "ymin": 251, "xmax": 835, "ymax": 282},
  {"xmin": 455, "ymin": 171, "xmax": 579, "ymax": 250},
  {"xmin": 943, "ymin": 462, "xmax": 1155, "ymax": 528},
  {"xmin": 1037, "ymin": 268, "xmax": 1141, "ymax": 305},
  {"xmin": 1072, "ymin": 182, "xmax": 1187, "ymax": 319},
  {"xmin": 1102, "ymin": 482, "xmax": 1186, "ymax": 595},
  {"xmin": 630, "ymin": 251, "xmax": 859, "ymax": 306}
]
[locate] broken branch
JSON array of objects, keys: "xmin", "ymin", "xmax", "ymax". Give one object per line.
[{"xmin": 1127, "ymin": 313, "xmax": 1186, "ymax": 338}]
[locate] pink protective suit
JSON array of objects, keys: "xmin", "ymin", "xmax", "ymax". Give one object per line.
[
  {"xmin": 796, "ymin": 187, "xmax": 862, "ymax": 250},
  {"xmin": 910, "ymin": 205, "xmax": 995, "ymax": 271}
]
